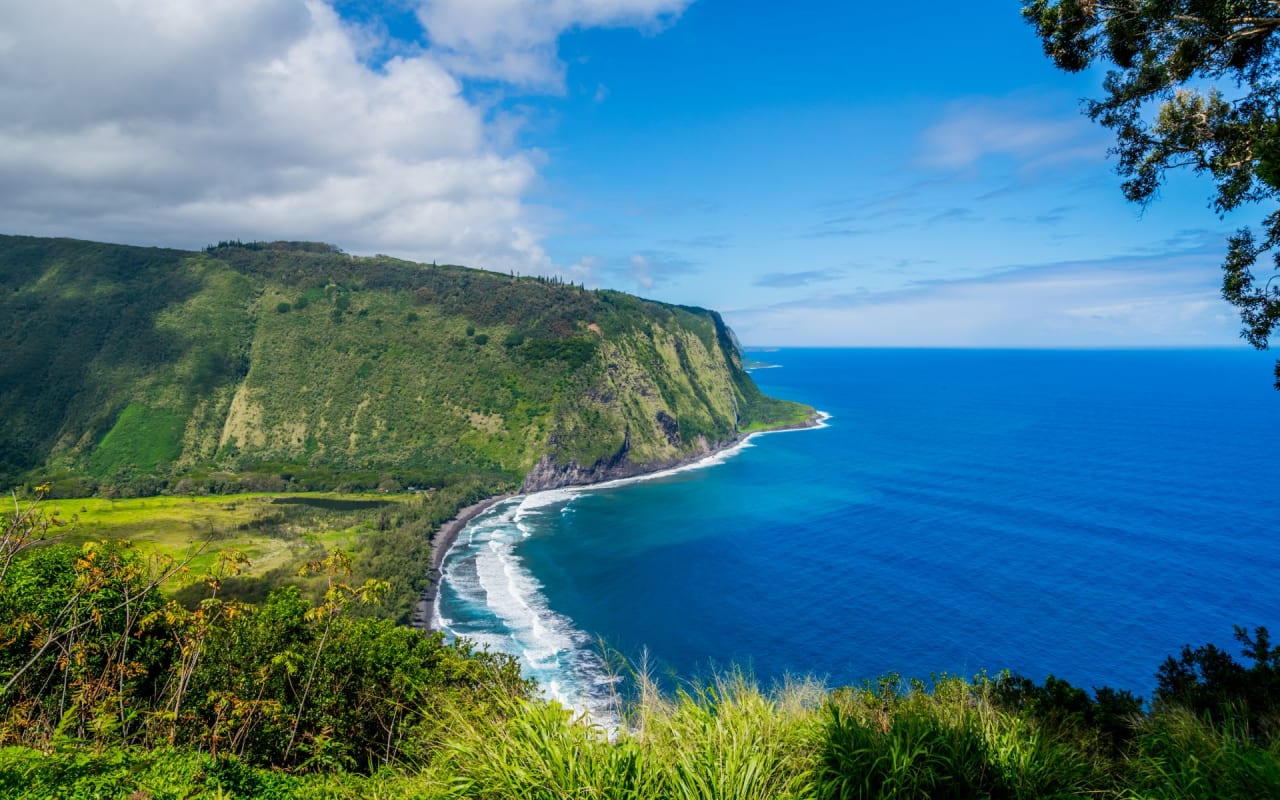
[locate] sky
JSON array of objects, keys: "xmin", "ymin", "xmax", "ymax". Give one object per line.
[{"xmin": 0, "ymin": 0, "xmax": 1267, "ymax": 346}]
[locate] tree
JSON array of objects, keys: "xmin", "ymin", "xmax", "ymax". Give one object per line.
[
  {"xmin": 1024, "ymin": 0, "xmax": 1280, "ymax": 386},
  {"xmin": 1154, "ymin": 625, "xmax": 1280, "ymax": 738}
]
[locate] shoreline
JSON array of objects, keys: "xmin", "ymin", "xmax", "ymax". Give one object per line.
[
  {"xmin": 416, "ymin": 409, "xmax": 828, "ymax": 632},
  {"xmin": 411, "ymin": 493, "xmax": 513, "ymax": 629}
]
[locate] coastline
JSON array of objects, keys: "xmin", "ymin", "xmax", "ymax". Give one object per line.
[
  {"xmin": 417, "ymin": 409, "xmax": 828, "ymax": 632},
  {"xmin": 411, "ymin": 493, "xmax": 513, "ymax": 629}
]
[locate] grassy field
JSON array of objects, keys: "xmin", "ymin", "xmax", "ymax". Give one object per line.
[{"xmin": 41, "ymin": 491, "xmax": 412, "ymax": 587}]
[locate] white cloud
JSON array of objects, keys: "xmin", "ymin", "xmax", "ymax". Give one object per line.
[
  {"xmin": 0, "ymin": 0, "xmax": 690, "ymax": 269},
  {"xmin": 416, "ymin": 0, "xmax": 692, "ymax": 88},
  {"xmin": 614, "ymin": 249, "xmax": 697, "ymax": 291},
  {"xmin": 564, "ymin": 254, "xmax": 600, "ymax": 284},
  {"xmin": 917, "ymin": 97, "xmax": 1104, "ymax": 173},
  {"xmin": 629, "ymin": 253, "xmax": 654, "ymax": 289},
  {"xmin": 728, "ymin": 250, "xmax": 1243, "ymax": 348}
]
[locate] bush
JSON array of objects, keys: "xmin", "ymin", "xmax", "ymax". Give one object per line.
[
  {"xmin": 0, "ymin": 499, "xmax": 531, "ymax": 773},
  {"xmin": 991, "ymin": 673, "xmax": 1142, "ymax": 754},
  {"xmin": 816, "ymin": 676, "xmax": 1111, "ymax": 800}
]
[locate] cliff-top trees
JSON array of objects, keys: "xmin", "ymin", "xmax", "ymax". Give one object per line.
[{"xmin": 1023, "ymin": 0, "xmax": 1280, "ymax": 385}]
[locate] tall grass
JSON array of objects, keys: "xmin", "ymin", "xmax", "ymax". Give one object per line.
[
  {"xmin": 1125, "ymin": 708, "xmax": 1280, "ymax": 799},
  {"xmin": 430, "ymin": 668, "xmax": 822, "ymax": 800},
  {"xmin": 815, "ymin": 676, "xmax": 1109, "ymax": 800},
  {"xmin": 6, "ymin": 667, "xmax": 1278, "ymax": 798},
  {"xmin": 425, "ymin": 669, "xmax": 1123, "ymax": 800},
  {"xmin": 630, "ymin": 670, "xmax": 823, "ymax": 800},
  {"xmin": 431, "ymin": 698, "xmax": 657, "ymax": 799}
]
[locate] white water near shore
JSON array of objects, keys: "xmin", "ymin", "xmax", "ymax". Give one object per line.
[
  {"xmin": 432, "ymin": 497, "xmax": 608, "ymax": 711},
  {"xmin": 432, "ymin": 414, "xmax": 830, "ymax": 716}
]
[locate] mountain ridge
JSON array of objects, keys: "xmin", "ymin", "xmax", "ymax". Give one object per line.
[{"xmin": 0, "ymin": 234, "xmax": 813, "ymax": 497}]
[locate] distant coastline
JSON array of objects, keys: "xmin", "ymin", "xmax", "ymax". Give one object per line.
[{"xmin": 418, "ymin": 409, "xmax": 828, "ymax": 632}]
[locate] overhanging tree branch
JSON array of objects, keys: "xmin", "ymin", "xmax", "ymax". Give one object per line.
[{"xmin": 1025, "ymin": 0, "xmax": 1280, "ymax": 387}]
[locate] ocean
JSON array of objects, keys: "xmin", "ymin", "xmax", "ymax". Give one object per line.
[{"xmin": 433, "ymin": 348, "xmax": 1279, "ymax": 712}]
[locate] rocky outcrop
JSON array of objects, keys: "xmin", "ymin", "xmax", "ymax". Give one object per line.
[
  {"xmin": 520, "ymin": 425, "xmax": 727, "ymax": 493},
  {"xmin": 655, "ymin": 410, "xmax": 680, "ymax": 446},
  {"xmin": 521, "ymin": 428, "xmax": 633, "ymax": 492}
]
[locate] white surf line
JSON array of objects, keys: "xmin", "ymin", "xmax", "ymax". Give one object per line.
[
  {"xmin": 432, "ymin": 411, "xmax": 832, "ymax": 717},
  {"xmin": 431, "ymin": 497, "xmax": 523, "ymax": 631},
  {"xmin": 543, "ymin": 409, "xmax": 833, "ymax": 499},
  {"xmin": 434, "ymin": 411, "xmax": 833, "ymax": 628}
]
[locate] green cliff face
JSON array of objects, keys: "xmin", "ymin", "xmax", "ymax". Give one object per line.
[{"xmin": 0, "ymin": 235, "xmax": 811, "ymax": 495}]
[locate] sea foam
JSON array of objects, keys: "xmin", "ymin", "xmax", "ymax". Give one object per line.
[
  {"xmin": 434, "ymin": 417, "xmax": 830, "ymax": 719},
  {"xmin": 436, "ymin": 495, "xmax": 616, "ymax": 717}
]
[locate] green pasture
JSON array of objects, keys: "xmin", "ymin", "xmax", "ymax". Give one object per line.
[{"xmin": 41, "ymin": 491, "xmax": 411, "ymax": 584}]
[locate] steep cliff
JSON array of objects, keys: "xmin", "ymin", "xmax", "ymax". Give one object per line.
[{"xmin": 0, "ymin": 235, "xmax": 812, "ymax": 495}]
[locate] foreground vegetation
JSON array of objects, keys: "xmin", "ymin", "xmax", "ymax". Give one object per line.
[
  {"xmin": 2, "ymin": 494, "xmax": 1277, "ymax": 798},
  {"xmin": 2, "ymin": 645, "xmax": 1277, "ymax": 799}
]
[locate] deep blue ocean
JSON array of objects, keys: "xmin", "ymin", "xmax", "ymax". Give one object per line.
[{"xmin": 435, "ymin": 349, "xmax": 1278, "ymax": 712}]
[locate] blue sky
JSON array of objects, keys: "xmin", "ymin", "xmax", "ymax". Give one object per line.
[{"xmin": 0, "ymin": 0, "xmax": 1260, "ymax": 346}]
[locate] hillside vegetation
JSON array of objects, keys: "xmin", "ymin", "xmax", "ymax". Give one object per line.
[{"xmin": 0, "ymin": 234, "xmax": 811, "ymax": 497}]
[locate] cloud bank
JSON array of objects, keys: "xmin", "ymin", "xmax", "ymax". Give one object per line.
[
  {"xmin": 730, "ymin": 248, "xmax": 1242, "ymax": 348},
  {"xmin": 0, "ymin": 0, "xmax": 690, "ymax": 268},
  {"xmin": 916, "ymin": 96, "xmax": 1105, "ymax": 173}
]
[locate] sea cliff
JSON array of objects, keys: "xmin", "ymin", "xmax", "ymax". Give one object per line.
[{"xmin": 0, "ymin": 234, "xmax": 812, "ymax": 496}]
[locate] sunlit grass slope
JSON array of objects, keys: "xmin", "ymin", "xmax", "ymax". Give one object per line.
[{"xmin": 3, "ymin": 668, "xmax": 1276, "ymax": 799}]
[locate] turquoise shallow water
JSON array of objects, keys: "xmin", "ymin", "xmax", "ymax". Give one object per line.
[{"xmin": 436, "ymin": 349, "xmax": 1279, "ymax": 710}]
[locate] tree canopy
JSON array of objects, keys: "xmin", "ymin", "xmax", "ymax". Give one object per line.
[{"xmin": 1023, "ymin": 0, "xmax": 1280, "ymax": 385}]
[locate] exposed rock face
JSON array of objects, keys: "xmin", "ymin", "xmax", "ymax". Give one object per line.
[
  {"xmin": 520, "ymin": 426, "xmax": 731, "ymax": 493},
  {"xmin": 521, "ymin": 428, "xmax": 633, "ymax": 492},
  {"xmin": 655, "ymin": 410, "xmax": 680, "ymax": 446}
]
